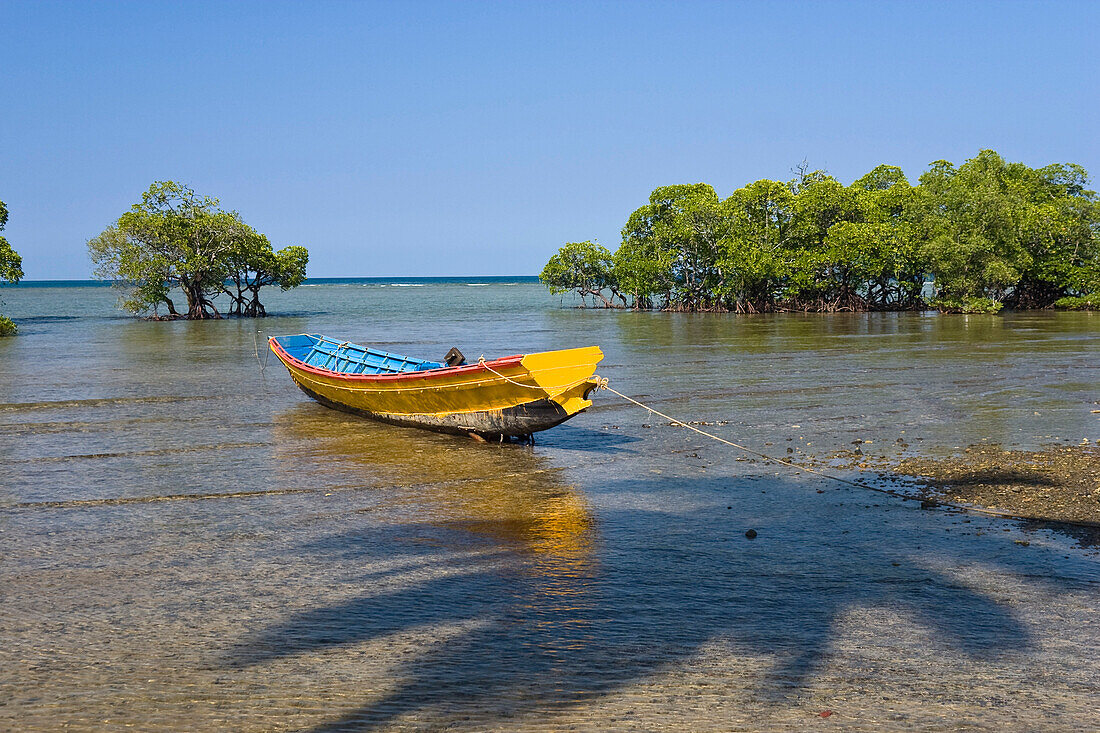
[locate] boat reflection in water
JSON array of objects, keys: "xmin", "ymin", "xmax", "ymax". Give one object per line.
[
  {"xmin": 250, "ymin": 406, "xmax": 601, "ymax": 722},
  {"xmin": 270, "ymin": 402, "xmax": 596, "ymax": 571}
]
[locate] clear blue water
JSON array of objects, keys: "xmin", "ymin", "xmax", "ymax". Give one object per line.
[{"xmin": 1, "ymin": 282, "xmax": 1098, "ymax": 730}]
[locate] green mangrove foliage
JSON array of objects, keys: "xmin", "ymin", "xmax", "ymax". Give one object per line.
[
  {"xmin": 0, "ymin": 198, "xmax": 24, "ymax": 336},
  {"xmin": 89, "ymin": 181, "xmax": 308, "ymax": 319},
  {"xmin": 220, "ymin": 233, "xmax": 309, "ymax": 317},
  {"xmin": 540, "ymin": 241, "xmax": 624, "ymax": 308},
  {"xmin": 542, "ymin": 151, "xmax": 1100, "ymax": 313}
]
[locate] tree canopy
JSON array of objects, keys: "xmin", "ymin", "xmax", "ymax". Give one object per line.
[
  {"xmin": 541, "ymin": 151, "xmax": 1100, "ymax": 313},
  {"xmin": 540, "ymin": 241, "xmax": 622, "ymax": 308},
  {"xmin": 221, "ymin": 234, "xmax": 309, "ymax": 317},
  {"xmin": 0, "ymin": 198, "xmax": 23, "ymax": 336},
  {"xmin": 0, "ymin": 199, "xmax": 22, "ymax": 284},
  {"xmin": 88, "ymin": 182, "xmax": 308, "ymax": 319}
]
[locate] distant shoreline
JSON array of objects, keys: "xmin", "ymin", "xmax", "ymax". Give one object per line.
[{"xmin": 0, "ymin": 275, "xmax": 541, "ymax": 288}]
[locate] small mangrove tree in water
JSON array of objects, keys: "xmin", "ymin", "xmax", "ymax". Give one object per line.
[
  {"xmin": 0, "ymin": 198, "xmax": 24, "ymax": 336},
  {"xmin": 542, "ymin": 151, "xmax": 1100, "ymax": 313},
  {"xmin": 540, "ymin": 241, "xmax": 627, "ymax": 308},
  {"xmin": 89, "ymin": 181, "xmax": 308, "ymax": 319}
]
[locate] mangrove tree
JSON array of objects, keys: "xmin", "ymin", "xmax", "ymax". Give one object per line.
[
  {"xmin": 89, "ymin": 181, "xmax": 308, "ymax": 319},
  {"xmin": 0, "ymin": 198, "xmax": 23, "ymax": 335},
  {"xmin": 541, "ymin": 151, "xmax": 1100, "ymax": 313}
]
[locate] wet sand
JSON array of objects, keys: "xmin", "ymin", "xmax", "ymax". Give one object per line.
[{"xmin": 822, "ymin": 443, "xmax": 1100, "ymax": 527}]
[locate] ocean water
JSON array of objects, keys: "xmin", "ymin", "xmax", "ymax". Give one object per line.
[{"xmin": 1, "ymin": 281, "xmax": 1098, "ymax": 731}]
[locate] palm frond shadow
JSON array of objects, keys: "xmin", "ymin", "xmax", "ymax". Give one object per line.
[{"xmin": 221, "ymin": 473, "xmax": 1072, "ymax": 731}]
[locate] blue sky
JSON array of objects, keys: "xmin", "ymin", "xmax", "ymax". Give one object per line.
[{"xmin": 2, "ymin": 0, "xmax": 1097, "ymax": 279}]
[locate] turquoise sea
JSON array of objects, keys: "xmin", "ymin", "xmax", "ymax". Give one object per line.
[{"xmin": 1, "ymin": 280, "xmax": 1098, "ymax": 730}]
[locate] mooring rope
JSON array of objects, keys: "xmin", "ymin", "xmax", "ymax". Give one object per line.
[
  {"xmin": 594, "ymin": 380, "xmax": 1100, "ymax": 529},
  {"xmin": 476, "ymin": 356, "xmax": 596, "ymax": 394},
  {"xmin": 253, "ymin": 347, "xmax": 1096, "ymax": 531},
  {"xmin": 252, "ymin": 329, "xmax": 271, "ymax": 392}
]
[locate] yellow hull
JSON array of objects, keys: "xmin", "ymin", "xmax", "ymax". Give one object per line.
[{"xmin": 270, "ymin": 339, "xmax": 603, "ymax": 437}]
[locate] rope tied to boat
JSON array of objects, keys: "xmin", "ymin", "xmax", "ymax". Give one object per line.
[
  {"xmin": 594, "ymin": 380, "xmax": 1100, "ymax": 529},
  {"xmin": 476, "ymin": 355, "xmax": 608, "ymax": 395},
  {"xmin": 252, "ymin": 330, "xmax": 271, "ymax": 392}
]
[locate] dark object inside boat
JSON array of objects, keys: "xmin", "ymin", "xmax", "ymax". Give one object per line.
[{"xmin": 444, "ymin": 347, "xmax": 466, "ymax": 366}]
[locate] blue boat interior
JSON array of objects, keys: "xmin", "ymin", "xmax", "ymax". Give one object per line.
[{"xmin": 273, "ymin": 334, "xmax": 446, "ymax": 375}]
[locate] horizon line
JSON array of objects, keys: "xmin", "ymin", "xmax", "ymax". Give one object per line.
[{"xmin": 3, "ymin": 274, "xmax": 542, "ymax": 286}]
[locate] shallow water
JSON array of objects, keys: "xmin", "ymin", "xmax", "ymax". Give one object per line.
[{"xmin": 1, "ymin": 283, "xmax": 1098, "ymax": 730}]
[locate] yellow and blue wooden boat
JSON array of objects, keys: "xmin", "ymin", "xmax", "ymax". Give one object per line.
[{"xmin": 269, "ymin": 334, "xmax": 603, "ymax": 439}]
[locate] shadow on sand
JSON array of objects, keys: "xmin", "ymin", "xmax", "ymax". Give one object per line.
[{"xmin": 222, "ymin": 406, "xmax": 1083, "ymax": 730}]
